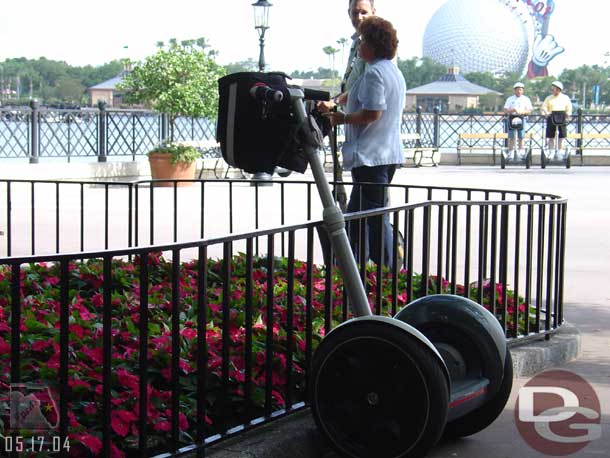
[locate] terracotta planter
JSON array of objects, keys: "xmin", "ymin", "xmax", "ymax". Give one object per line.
[{"xmin": 148, "ymin": 152, "xmax": 197, "ymax": 187}]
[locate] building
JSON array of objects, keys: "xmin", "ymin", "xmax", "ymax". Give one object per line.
[
  {"xmin": 87, "ymin": 69, "xmax": 129, "ymax": 107},
  {"xmin": 405, "ymin": 67, "xmax": 501, "ymax": 112}
]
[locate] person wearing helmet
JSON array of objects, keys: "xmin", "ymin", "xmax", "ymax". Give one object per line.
[
  {"xmin": 541, "ymin": 81, "xmax": 572, "ymax": 155},
  {"xmin": 503, "ymin": 82, "xmax": 533, "ymax": 158}
]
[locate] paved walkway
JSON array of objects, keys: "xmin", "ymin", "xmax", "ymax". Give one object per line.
[{"xmin": 393, "ymin": 166, "xmax": 610, "ymax": 458}]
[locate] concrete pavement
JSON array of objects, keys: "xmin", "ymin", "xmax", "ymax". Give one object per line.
[{"xmin": 206, "ymin": 166, "xmax": 610, "ymax": 458}]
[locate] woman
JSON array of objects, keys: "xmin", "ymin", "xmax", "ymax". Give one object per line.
[{"xmin": 324, "ymin": 16, "xmax": 405, "ymax": 267}]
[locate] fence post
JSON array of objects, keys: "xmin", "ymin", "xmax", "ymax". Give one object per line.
[
  {"xmin": 433, "ymin": 106, "xmax": 441, "ymax": 148},
  {"xmin": 161, "ymin": 113, "xmax": 170, "ymax": 142},
  {"xmin": 29, "ymin": 99, "xmax": 39, "ymax": 164},
  {"xmin": 576, "ymin": 108, "xmax": 583, "ymax": 157},
  {"xmin": 98, "ymin": 100, "xmax": 107, "ymax": 162}
]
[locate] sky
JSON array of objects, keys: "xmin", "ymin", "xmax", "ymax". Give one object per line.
[{"xmin": 0, "ymin": 0, "xmax": 607, "ymax": 76}]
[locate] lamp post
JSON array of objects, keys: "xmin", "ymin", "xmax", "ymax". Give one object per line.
[
  {"xmin": 252, "ymin": 0, "xmax": 272, "ymax": 71},
  {"xmin": 251, "ymin": 0, "xmax": 274, "ymax": 184}
]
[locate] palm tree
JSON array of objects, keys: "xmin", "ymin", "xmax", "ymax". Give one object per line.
[
  {"xmin": 337, "ymin": 37, "xmax": 349, "ymax": 70},
  {"xmin": 323, "ymin": 46, "xmax": 340, "ymax": 80}
]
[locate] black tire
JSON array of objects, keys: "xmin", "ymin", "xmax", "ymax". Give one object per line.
[
  {"xmin": 525, "ymin": 151, "xmax": 531, "ymax": 169},
  {"xmin": 541, "ymin": 151, "xmax": 546, "ymax": 169},
  {"xmin": 312, "ymin": 319, "xmax": 449, "ymax": 458},
  {"xmin": 500, "ymin": 153, "xmax": 506, "ymax": 169},
  {"xmin": 275, "ymin": 167, "xmax": 293, "ymax": 178},
  {"xmin": 443, "ymin": 351, "xmax": 513, "ymax": 439},
  {"xmin": 566, "ymin": 153, "xmax": 571, "ymax": 169}
]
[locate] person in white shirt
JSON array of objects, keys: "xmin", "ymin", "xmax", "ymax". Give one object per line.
[{"xmin": 503, "ymin": 82, "xmax": 533, "ymax": 157}]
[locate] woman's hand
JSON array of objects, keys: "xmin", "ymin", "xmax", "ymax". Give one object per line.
[
  {"xmin": 317, "ymin": 101, "xmax": 336, "ymax": 114},
  {"xmin": 322, "ymin": 111, "xmax": 347, "ymax": 127}
]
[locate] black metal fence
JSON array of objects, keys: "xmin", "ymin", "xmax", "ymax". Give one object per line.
[
  {"xmin": 0, "ymin": 178, "xmax": 566, "ymax": 457},
  {"xmin": 2, "ymin": 103, "xmax": 609, "ymax": 162},
  {"xmin": 0, "ymin": 101, "xmax": 216, "ymax": 162}
]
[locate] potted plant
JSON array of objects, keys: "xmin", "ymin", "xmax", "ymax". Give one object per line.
[
  {"xmin": 147, "ymin": 142, "xmax": 201, "ymax": 186},
  {"xmin": 118, "ymin": 38, "xmax": 225, "ymax": 184}
]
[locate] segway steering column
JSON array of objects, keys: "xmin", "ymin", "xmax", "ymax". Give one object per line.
[{"xmin": 287, "ymin": 86, "xmax": 372, "ymax": 318}]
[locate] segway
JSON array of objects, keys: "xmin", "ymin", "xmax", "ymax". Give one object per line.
[
  {"xmin": 501, "ymin": 115, "xmax": 531, "ymax": 169},
  {"xmin": 541, "ymin": 110, "xmax": 571, "ymax": 169},
  {"xmin": 217, "ymin": 72, "xmax": 512, "ymax": 458}
]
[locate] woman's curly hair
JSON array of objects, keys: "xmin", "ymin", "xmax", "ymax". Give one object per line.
[{"xmin": 358, "ymin": 16, "xmax": 398, "ymax": 60}]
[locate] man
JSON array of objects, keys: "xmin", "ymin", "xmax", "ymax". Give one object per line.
[
  {"xmin": 540, "ymin": 81, "xmax": 572, "ymax": 155},
  {"xmin": 503, "ymin": 82, "xmax": 533, "ymax": 158},
  {"xmin": 319, "ymin": 0, "xmax": 376, "ymax": 111}
]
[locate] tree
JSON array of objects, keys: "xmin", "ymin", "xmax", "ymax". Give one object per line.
[
  {"xmin": 54, "ymin": 76, "xmax": 85, "ymax": 103},
  {"xmin": 290, "ymin": 67, "xmax": 339, "ymax": 80},
  {"xmin": 323, "ymin": 46, "xmax": 340, "ymax": 73},
  {"xmin": 323, "ymin": 46, "xmax": 340, "ymax": 92},
  {"xmin": 118, "ymin": 39, "xmax": 226, "ymax": 142},
  {"xmin": 224, "ymin": 59, "xmax": 258, "ymax": 75},
  {"xmin": 337, "ymin": 37, "xmax": 349, "ymax": 70},
  {"xmin": 397, "ymin": 57, "xmax": 446, "ymax": 89}
]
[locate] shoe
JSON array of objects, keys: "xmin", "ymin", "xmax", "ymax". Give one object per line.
[{"xmin": 518, "ymin": 149, "xmax": 526, "ymax": 160}]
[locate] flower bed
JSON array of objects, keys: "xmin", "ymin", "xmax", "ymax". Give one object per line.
[{"xmin": 0, "ymin": 253, "xmax": 531, "ymax": 457}]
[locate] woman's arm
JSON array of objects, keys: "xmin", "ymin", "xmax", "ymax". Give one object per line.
[{"xmin": 323, "ymin": 109, "xmax": 382, "ymax": 127}]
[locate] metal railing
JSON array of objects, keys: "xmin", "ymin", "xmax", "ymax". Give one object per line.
[
  {"xmin": 0, "ymin": 179, "xmax": 566, "ymax": 457},
  {"xmin": 0, "ymin": 102, "xmax": 216, "ymax": 162},
  {"xmin": 2, "ymin": 104, "xmax": 609, "ymax": 162}
]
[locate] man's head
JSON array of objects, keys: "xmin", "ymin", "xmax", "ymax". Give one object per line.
[
  {"xmin": 551, "ymin": 81, "xmax": 563, "ymax": 96},
  {"xmin": 513, "ymin": 82, "xmax": 524, "ymax": 96},
  {"xmin": 348, "ymin": 0, "xmax": 375, "ymax": 31}
]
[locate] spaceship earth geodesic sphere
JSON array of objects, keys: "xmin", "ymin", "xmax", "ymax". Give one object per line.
[{"xmin": 423, "ymin": 0, "xmax": 530, "ymax": 75}]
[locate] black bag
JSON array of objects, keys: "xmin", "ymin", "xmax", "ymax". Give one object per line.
[
  {"xmin": 509, "ymin": 115, "xmax": 524, "ymax": 130},
  {"xmin": 550, "ymin": 110, "xmax": 567, "ymax": 126},
  {"xmin": 216, "ymin": 72, "xmax": 309, "ymax": 174}
]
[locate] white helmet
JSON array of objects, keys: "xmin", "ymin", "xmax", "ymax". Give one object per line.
[
  {"xmin": 513, "ymin": 82, "xmax": 525, "ymax": 89},
  {"xmin": 552, "ymin": 81, "xmax": 564, "ymax": 91}
]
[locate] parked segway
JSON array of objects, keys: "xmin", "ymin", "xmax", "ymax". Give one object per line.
[
  {"xmin": 541, "ymin": 110, "xmax": 571, "ymax": 169},
  {"xmin": 501, "ymin": 115, "xmax": 531, "ymax": 169},
  {"xmin": 217, "ymin": 72, "xmax": 512, "ymax": 458}
]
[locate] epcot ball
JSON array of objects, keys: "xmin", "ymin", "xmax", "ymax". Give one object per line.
[{"xmin": 423, "ymin": 0, "xmax": 531, "ymax": 75}]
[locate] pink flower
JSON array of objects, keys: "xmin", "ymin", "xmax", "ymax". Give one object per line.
[
  {"xmin": 111, "ymin": 410, "xmax": 134, "ymax": 437},
  {"xmin": 74, "ymin": 433, "xmax": 102, "ymax": 455},
  {"xmin": 180, "ymin": 328, "xmax": 197, "ymax": 340},
  {"xmin": 0, "ymin": 337, "xmax": 12, "ymax": 355},
  {"xmin": 154, "ymin": 420, "xmax": 171, "ymax": 432},
  {"xmin": 31, "ymin": 340, "xmax": 51, "ymax": 352},
  {"xmin": 111, "ymin": 442, "xmax": 126, "ymax": 458}
]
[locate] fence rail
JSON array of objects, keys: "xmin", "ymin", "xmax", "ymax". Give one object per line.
[
  {"xmin": 0, "ymin": 178, "xmax": 566, "ymax": 457},
  {"xmin": 2, "ymin": 103, "xmax": 609, "ymax": 162}
]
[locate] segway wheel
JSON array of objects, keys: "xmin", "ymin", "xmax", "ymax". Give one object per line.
[
  {"xmin": 312, "ymin": 318, "xmax": 449, "ymax": 458},
  {"xmin": 500, "ymin": 153, "xmax": 506, "ymax": 169},
  {"xmin": 566, "ymin": 153, "xmax": 571, "ymax": 169},
  {"xmin": 541, "ymin": 151, "xmax": 546, "ymax": 169},
  {"xmin": 443, "ymin": 351, "xmax": 513, "ymax": 439},
  {"xmin": 525, "ymin": 151, "xmax": 531, "ymax": 169},
  {"xmin": 275, "ymin": 167, "xmax": 293, "ymax": 178}
]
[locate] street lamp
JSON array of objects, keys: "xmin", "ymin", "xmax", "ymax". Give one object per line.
[
  {"xmin": 252, "ymin": 0, "xmax": 272, "ymax": 72},
  {"xmin": 251, "ymin": 0, "xmax": 274, "ymax": 184}
]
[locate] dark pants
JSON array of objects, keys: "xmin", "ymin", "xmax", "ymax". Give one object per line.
[{"xmin": 347, "ymin": 164, "xmax": 396, "ymax": 267}]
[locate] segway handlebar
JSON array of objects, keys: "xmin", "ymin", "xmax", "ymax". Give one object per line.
[
  {"xmin": 250, "ymin": 83, "xmax": 283, "ymax": 103},
  {"xmin": 303, "ymin": 88, "xmax": 330, "ymax": 102}
]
